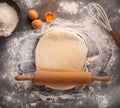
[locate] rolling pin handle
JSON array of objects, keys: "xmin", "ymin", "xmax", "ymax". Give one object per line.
[
  {"xmin": 15, "ymin": 75, "xmax": 33, "ymax": 81},
  {"xmin": 93, "ymin": 76, "xmax": 110, "ymax": 82}
]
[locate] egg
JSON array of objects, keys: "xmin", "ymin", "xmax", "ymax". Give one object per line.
[
  {"xmin": 45, "ymin": 12, "xmax": 55, "ymax": 22},
  {"xmin": 31, "ymin": 19, "xmax": 43, "ymax": 29},
  {"xmin": 28, "ymin": 9, "xmax": 39, "ymax": 20}
]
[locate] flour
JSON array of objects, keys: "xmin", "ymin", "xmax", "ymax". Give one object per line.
[
  {"xmin": 4, "ymin": 95, "xmax": 12, "ymax": 102},
  {"xmin": 0, "ymin": 3, "xmax": 19, "ymax": 37},
  {"xmin": 96, "ymin": 94, "xmax": 111, "ymax": 108},
  {"xmin": 118, "ymin": 9, "xmax": 120, "ymax": 13},
  {"xmin": 4, "ymin": 92, "xmax": 15, "ymax": 102},
  {"xmin": 38, "ymin": 93, "xmax": 72, "ymax": 101},
  {"xmin": 59, "ymin": 2, "xmax": 79, "ymax": 14},
  {"xmin": 21, "ymin": 0, "xmax": 41, "ymax": 8},
  {"xmin": 21, "ymin": 0, "xmax": 33, "ymax": 8}
]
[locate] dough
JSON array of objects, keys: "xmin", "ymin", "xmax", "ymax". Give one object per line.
[{"xmin": 35, "ymin": 29, "xmax": 88, "ymax": 90}]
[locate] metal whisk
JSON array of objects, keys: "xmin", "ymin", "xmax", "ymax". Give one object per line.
[{"xmin": 87, "ymin": 2, "xmax": 120, "ymax": 46}]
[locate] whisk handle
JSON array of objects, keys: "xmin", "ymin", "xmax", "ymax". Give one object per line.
[{"xmin": 109, "ymin": 29, "xmax": 120, "ymax": 46}]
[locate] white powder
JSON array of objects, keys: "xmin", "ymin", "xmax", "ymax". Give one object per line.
[
  {"xmin": 21, "ymin": 0, "xmax": 40, "ymax": 8},
  {"xmin": 21, "ymin": 0, "xmax": 33, "ymax": 8},
  {"xmin": 4, "ymin": 96, "xmax": 12, "ymax": 101},
  {"xmin": 30, "ymin": 91, "xmax": 85, "ymax": 102},
  {"xmin": 118, "ymin": 9, "xmax": 120, "ymax": 13},
  {"xmin": 4, "ymin": 92, "xmax": 15, "ymax": 102},
  {"xmin": 0, "ymin": 3, "xmax": 19, "ymax": 37},
  {"xmin": 59, "ymin": 2, "xmax": 79, "ymax": 14},
  {"xmin": 96, "ymin": 95, "xmax": 111, "ymax": 108}
]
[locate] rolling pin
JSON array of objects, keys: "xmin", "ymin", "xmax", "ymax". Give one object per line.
[{"xmin": 15, "ymin": 71, "xmax": 110, "ymax": 86}]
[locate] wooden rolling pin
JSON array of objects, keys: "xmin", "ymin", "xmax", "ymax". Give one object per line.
[{"xmin": 15, "ymin": 71, "xmax": 110, "ymax": 86}]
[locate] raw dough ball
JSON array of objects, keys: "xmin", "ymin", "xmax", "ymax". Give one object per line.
[{"xmin": 35, "ymin": 29, "xmax": 88, "ymax": 90}]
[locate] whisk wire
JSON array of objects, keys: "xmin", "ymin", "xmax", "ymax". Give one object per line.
[
  {"xmin": 87, "ymin": 2, "xmax": 120, "ymax": 46},
  {"xmin": 95, "ymin": 3, "xmax": 112, "ymax": 31},
  {"xmin": 94, "ymin": 5, "xmax": 108, "ymax": 29},
  {"xmin": 87, "ymin": 2, "xmax": 112, "ymax": 31},
  {"xmin": 95, "ymin": 5, "xmax": 107, "ymax": 23}
]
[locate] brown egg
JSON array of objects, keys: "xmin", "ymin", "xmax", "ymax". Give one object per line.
[
  {"xmin": 28, "ymin": 9, "xmax": 39, "ymax": 20},
  {"xmin": 31, "ymin": 19, "xmax": 43, "ymax": 29}
]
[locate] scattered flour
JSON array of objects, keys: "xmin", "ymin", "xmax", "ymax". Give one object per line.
[
  {"xmin": 21, "ymin": 0, "xmax": 33, "ymax": 8},
  {"xmin": 21, "ymin": 0, "xmax": 41, "ymax": 8},
  {"xmin": 30, "ymin": 91, "xmax": 86, "ymax": 104},
  {"xmin": 59, "ymin": 2, "xmax": 79, "ymax": 14},
  {"xmin": 4, "ymin": 95, "xmax": 12, "ymax": 102},
  {"xmin": 4, "ymin": 92, "xmax": 15, "ymax": 102},
  {"xmin": 96, "ymin": 94, "xmax": 111, "ymax": 108},
  {"xmin": 118, "ymin": 9, "xmax": 120, "ymax": 13}
]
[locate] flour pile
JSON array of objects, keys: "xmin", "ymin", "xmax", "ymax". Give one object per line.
[{"xmin": 0, "ymin": 3, "xmax": 19, "ymax": 37}]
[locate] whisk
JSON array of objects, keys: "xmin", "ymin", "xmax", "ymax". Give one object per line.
[{"xmin": 87, "ymin": 2, "xmax": 120, "ymax": 46}]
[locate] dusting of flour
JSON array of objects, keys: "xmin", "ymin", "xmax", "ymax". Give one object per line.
[
  {"xmin": 58, "ymin": 2, "xmax": 79, "ymax": 14},
  {"xmin": 20, "ymin": 0, "xmax": 41, "ymax": 8}
]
